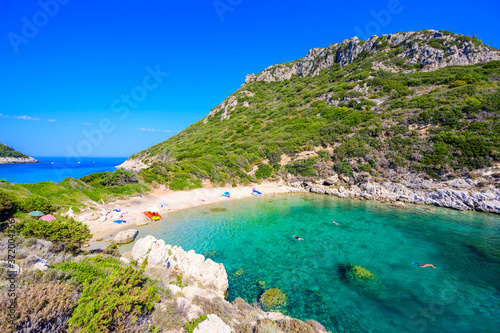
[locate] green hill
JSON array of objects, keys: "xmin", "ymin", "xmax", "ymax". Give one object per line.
[
  {"xmin": 0, "ymin": 143, "xmax": 30, "ymax": 158},
  {"xmin": 122, "ymin": 30, "xmax": 500, "ymax": 190}
]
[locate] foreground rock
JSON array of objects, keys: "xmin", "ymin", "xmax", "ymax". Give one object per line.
[
  {"xmin": 193, "ymin": 314, "xmax": 231, "ymax": 333},
  {"xmin": 113, "ymin": 229, "xmax": 138, "ymax": 244},
  {"xmin": 132, "ymin": 235, "xmax": 228, "ymax": 298}
]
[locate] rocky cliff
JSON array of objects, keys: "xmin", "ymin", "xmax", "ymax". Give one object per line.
[
  {"xmin": 244, "ymin": 30, "xmax": 500, "ymax": 84},
  {"xmin": 0, "ymin": 156, "xmax": 38, "ymax": 164}
]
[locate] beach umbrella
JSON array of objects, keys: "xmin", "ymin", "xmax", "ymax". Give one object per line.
[
  {"xmin": 40, "ymin": 214, "xmax": 56, "ymax": 221},
  {"xmin": 28, "ymin": 211, "xmax": 44, "ymax": 217}
]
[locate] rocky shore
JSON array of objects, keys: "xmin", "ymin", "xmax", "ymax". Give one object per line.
[
  {"xmin": 0, "ymin": 156, "xmax": 38, "ymax": 164},
  {"xmin": 121, "ymin": 235, "xmax": 328, "ymax": 332},
  {"xmin": 288, "ymin": 169, "xmax": 500, "ymax": 214}
]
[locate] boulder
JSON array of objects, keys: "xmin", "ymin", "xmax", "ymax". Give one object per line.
[
  {"xmin": 32, "ymin": 258, "xmax": 50, "ymax": 272},
  {"xmin": 323, "ymin": 174, "xmax": 339, "ymax": 185},
  {"xmin": 131, "ymin": 236, "xmax": 229, "ymax": 298},
  {"xmin": 113, "ymin": 229, "xmax": 138, "ymax": 244},
  {"xmin": 193, "ymin": 314, "xmax": 231, "ymax": 333}
]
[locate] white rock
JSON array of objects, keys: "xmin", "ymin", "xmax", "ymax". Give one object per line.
[
  {"xmin": 132, "ymin": 236, "xmax": 229, "ymax": 298},
  {"xmin": 175, "ymin": 297, "xmax": 203, "ymax": 321},
  {"xmin": 193, "ymin": 314, "xmax": 231, "ymax": 333},
  {"xmin": 98, "ymin": 216, "xmax": 107, "ymax": 222},
  {"xmin": 113, "ymin": 229, "xmax": 138, "ymax": 244},
  {"xmin": 32, "ymin": 258, "xmax": 50, "ymax": 272}
]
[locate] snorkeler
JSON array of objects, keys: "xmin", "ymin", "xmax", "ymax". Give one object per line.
[
  {"xmin": 332, "ymin": 220, "xmax": 340, "ymax": 225},
  {"xmin": 412, "ymin": 262, "xmax": 436, "ymax": 269},
  {"xmin": 293, "ymin": 235, "xmax": 304, "ymax": 241}
]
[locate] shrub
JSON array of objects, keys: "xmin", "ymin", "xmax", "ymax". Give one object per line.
[
  {"xmin": 184, "ymin": 315, "xmax": 208, "ymax": 333},
  {"xmin": 0, "ymin": 282, "xmax": 76, "ymax": 333},
  {"xmin": 67, "ymin": 264, "xmax": 160, "ymax": 332},
  {"xmin": 0, "ymin": 190, "xmax": 14, "ymax": 215},
  {"xmin": 334, "ymin": 161, "xmax": 353, "ymax": 178},
  {"xmin": 17, "ymin": 215, "xmax": 91, "ymax": 252},
  {"xmin": 255, "ymin": 163, "xmax": 273, "ymax": 179},
  {"xmin": 260, "ymin": 288, "xmax": 288, "ymax": 312},
  {"xmin": 17, "ymin": 196, "xmax": 54, "ymax": 214}
]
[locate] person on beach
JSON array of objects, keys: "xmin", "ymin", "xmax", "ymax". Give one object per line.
[
  {"xmin": 293, "ymin": 235, "xmax": 304, "ymax": 241},
  {"xmin": 273, "ymin": 193, "xmax": 276, "ymax": 197},
  {"xmin": 412, "ymin": 262, "xmax": 436, "ymax": 269}
]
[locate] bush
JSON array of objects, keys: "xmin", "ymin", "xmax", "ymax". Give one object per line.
[
  {"xmin": 17, "ymin": 215, "xmax": 91, "ymax": 251},
  {"xmin": 0, "ymin": 282, "xmax": 76, "ymax": 332},
  {"xmin": 255, "ymin": 163, "xmax": 273, "ymax": 179},
  {"xmin": 67, "ymin": 263, "xmax": 160, "ymax": 332},
  {"xmin": 17, "ymin": 196, "xmax": 54, "ymax": 214},
  {"xmin": 0, "ymin": 190, "xmax": 14, "ymax": 215},
  {"xmin": 334, "ymin": 161, "xmax": 353, "ymax": 177}
]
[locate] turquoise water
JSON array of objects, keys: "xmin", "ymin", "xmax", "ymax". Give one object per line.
[
  {"xmin": 121, "ymin": 193, "xmax": 500, "ymax": 332},
  {"xmin": 0, "ymin": 157, "xmax": 127, "ymax": 183}
]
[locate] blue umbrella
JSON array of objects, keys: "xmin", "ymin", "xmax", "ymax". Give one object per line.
[{"xmin": 28, "ymin": 211, "xmax": 44, "ymax": 217}]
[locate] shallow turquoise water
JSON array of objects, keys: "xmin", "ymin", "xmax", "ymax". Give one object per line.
[{"xmin": 121, "ymin": 193, "xmax": 500, "ymax": 333}]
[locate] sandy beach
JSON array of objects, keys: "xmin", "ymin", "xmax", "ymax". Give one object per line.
[{"xmin": 79, "ymin": 182, "xmax": 302, "ymax": 248}]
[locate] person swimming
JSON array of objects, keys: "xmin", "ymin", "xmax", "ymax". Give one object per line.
[
  {"xmin": 293, "ymin": 235, "xmax": 304, "ymax": 241},
  {"xmin": 412, "ymin": 262, "xmax": 436, "ymax": 269},
  {"xmin": 332, "ymin": 220, "xmax": 340, "ymax": 225}
]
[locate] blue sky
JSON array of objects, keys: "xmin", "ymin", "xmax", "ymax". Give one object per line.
[{"xmin": 0, "ymin": 0, "xmax": 498, "ymax": 157}]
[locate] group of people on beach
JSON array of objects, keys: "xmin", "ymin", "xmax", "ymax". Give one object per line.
[{"xmin": 292, "ymin": 218, "xmax": 436, "ymax": 269}]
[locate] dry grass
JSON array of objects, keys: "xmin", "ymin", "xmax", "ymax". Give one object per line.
[{"xmin": 0, "ymin": 282, "xmax": 77, "ymax": 333}]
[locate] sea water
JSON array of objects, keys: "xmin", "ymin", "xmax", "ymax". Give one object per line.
[
  {"xmin": 120, "ymin": 193, "xmax": 500, "ymax": 333},
  {"xmin": 0, "ymin": 157, "xmax": 127, "ymax": 184}
]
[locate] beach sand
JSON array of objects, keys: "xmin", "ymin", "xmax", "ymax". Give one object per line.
[{"xmin": 79, "ymin": 182, "xmax": 302, "ymax": 248}]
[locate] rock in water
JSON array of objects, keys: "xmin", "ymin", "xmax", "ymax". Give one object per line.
[{"xmin": 113, "ymin": 229, "xmax": 138, "ymax": 244}]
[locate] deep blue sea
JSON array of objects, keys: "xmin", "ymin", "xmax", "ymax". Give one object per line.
[{"xmin": 0, "ymin": 156, "xmax": 127, "ymax": 184}]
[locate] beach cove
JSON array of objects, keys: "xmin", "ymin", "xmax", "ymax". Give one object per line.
[{"xmin": 112, "ymin": 192, "xmax": 500, "ymax": 332}]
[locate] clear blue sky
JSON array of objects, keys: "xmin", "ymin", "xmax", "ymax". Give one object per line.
[{"xmin": 0, "ymin": 0, "xmax": 498, "ymax": 157}]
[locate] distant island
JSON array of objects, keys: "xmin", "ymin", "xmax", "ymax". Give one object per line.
[{"xmin": 0, "ymin": 143, "xmax": 38, "ymax": 164}]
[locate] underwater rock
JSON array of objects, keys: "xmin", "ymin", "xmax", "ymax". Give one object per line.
[
  {"xmin": 210, "ymin": 207, "xmax": 228, "ymax": 212},
  {"xmin": 260, "ymin": 287, "xmax": 288, "ymax": 312},
  {"xmin": 202, "ymin": 250, "xmax": 220, "ymax": 258},
  {"xmin": 337, "ymin": 263, "xmax": 378, "ymax": 283}
]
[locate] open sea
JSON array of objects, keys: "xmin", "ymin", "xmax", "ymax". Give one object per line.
[
  {"xmin": 120, "ymin": 193, "xmax": 500, "ymax": 333},
  {"xmin": 0, "ymin": 156, "xmax": 127, "ymax": 184}
]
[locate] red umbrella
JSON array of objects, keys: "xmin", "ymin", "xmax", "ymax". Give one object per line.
[{"xmin": 40, "ymin": 214, "xmax": 56, "ymax": 222}]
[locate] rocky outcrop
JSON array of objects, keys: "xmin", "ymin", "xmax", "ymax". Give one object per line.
[
  {"xmin": 193, "ymin": 314, "xmax": 232, "ymax": 333},
  {"xmin": 115, "ymin": 158, "xmax": 148, "ymax": 172},
  {"xmin": 0, "ymin": 157, "xmax": 38, "ymax": 164},
  {"xmin": 291, "ymin": 172, "xmax": 500, "ymax": 214},
  {"xmin": 131, "ymin": 235, "xmax": 229, "ymax": 298},
  {"xmin": 244, "ymin": 30, "xmax": 500, "ymax": 84},
  {"xmin": 113, "ymin": 229, "xmax": 138, "ymax": 244}
]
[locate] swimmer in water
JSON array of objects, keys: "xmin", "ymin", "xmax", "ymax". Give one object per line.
[
  {"xmin": 332, "ymin": 220, "xmax": 340, "ymax": 225},
  {"xmin": 293, "ymin": 235, "xmax": 304, "ymax": 241},
  {"xmin": 412, "ymin": 262, "xmax": 436, "ymax": 269}
]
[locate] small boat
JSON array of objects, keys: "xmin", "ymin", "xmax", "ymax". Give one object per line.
[{"xmin": 143, "ymin": 211, "xmax": 162, "ymax": 221}]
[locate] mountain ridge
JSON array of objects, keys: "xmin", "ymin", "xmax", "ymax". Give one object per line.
[{"xmin": 118, "ymin": 29, "xmax": 500, "ymax": 213}]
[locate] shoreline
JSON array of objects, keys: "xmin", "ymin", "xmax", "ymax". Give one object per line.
[
  {"xmin": 80, "ymin": 174, "xmax": 500, "ymax": 249},
  {"xmin": 80, "ymin": 182, "xmax": 303, "ymax": 248}
]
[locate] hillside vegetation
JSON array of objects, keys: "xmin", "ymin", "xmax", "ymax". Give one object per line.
[
  {"xmin": 0, "ymin": 143, "xmax": 30, "ymax": 158},
  {"xmin": 124, "ymin": 30, "xmax": 499, "ymax": 190}
]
